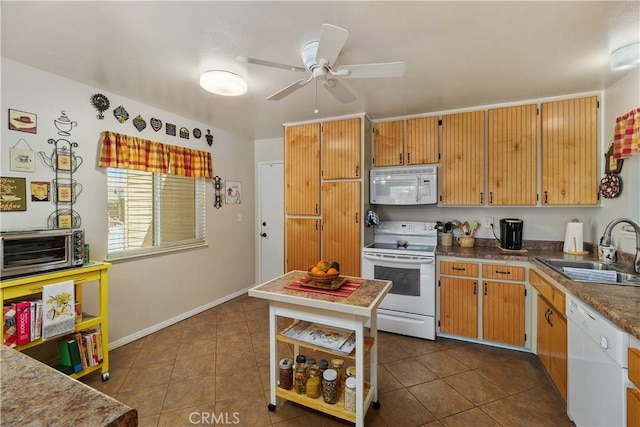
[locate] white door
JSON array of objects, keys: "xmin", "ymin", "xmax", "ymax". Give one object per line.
[{"xmin": 258, "ymin": 162, "xmax": 284, "ymax": 283}]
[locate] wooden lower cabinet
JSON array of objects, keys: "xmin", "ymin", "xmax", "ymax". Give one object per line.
[
  {"xmin": 629, "ymin": 347, "xmax": 640, "ymax": 426},
  {"xmin": 482, "ymin": 281, "xmax": 526, "ymax": 347},
  {"xmin": 285, "ymin": 218, "xmax": 320, "ymax": 272},
  {"xmin": 439, "ymin": 276, "xmax": 478, "ymax": 339},
  {"xmin": 536, "ymin": 295, "xmax": 567, "ymax": 401}
]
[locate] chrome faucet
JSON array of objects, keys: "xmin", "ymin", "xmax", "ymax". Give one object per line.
[{"xmin": 600, "ymin": 218, "xmax": 640, "ymax": 273}]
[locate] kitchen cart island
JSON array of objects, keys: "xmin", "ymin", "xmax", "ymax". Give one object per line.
[{"xmin": 248, "ymin": 270, "xmax": 392, "ymax": 426}]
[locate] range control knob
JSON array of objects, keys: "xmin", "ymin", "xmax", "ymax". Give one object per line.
[{"xmin": 600, "ymin": 336, "xmax": 610, "ymax": 350}]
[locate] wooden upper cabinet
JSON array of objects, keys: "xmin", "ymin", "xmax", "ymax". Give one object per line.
[
  {"xmin": 373, "ymin": 117, "xmax": 439, "ymax": 167},
  {"xmin": 488, "ymin": 104, "xmax": 538, "ymax": 205},
  {"xmin": 322, "ymin": 181, "xmax": 361, "ymax": 276},
  {"xmin": 441, "ymin": 110, "xmax": 486, "ymax": 206},
  {"xmin": 373, "ymin": 120, "xmax": 404, "ymax": 167},
  {"xmin": 541, "ymin": 96, "xmax": 599, "ymax": 205},
  {"xmin": 406, "ymin": 116, "xmax": 439, "ymax": 165},
  {"xmin": 285, "ymin": 123, "xmax": 320, "ymax": 215},
  {"xmin": 322, "ymin": 118, "xmax": 361, "ymax": 180}
]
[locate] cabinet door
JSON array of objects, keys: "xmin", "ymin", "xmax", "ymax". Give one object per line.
[
  {"xmin": 322, "ymin": 181, "xmax": 361, "ymax": 276},
  {"xmin": 441, "ymin": 111, "xmax": 486, "ymax": 205},
  {"xmin": 406, "ymin": 116, "xmax": 439, "ymax": 165},
  {"xmin": 285, "ymin": 123, "xmax": 320, "ymax": 215},
  {"xmin": 488, "ymin": 104, "xmax": 537, "ymax": 205},
  {"xmin": 548, "ymin": 308, "xmax": 567, "ymax": 401},
  {"xmin": 373, "ymin": 121, "xmax": 404, "ymax": 167},
  {"xmin": 628, "ymin": 388, "xmax": 640, "ymax": 427},
  {"xmin": 439, "ymin": 276, "xmax": 478, "ymax": 338},
  {"xmin": 541, "ymin": 96, "xmax": 598, "ymax": 205},
  {"xmin": 482, "ymin": 281, "xmax": 525, "ymax": 346},
  {"xmin": 285, "ymin": 218, "xmax": 320, "ymax": 272},
  {"xmin": 322, "ymin": 118, "xmax": 361, "ymax": 180},
  {"xmin": 537, "ymin": 296, "xmax": 551, "ymax": 370}
]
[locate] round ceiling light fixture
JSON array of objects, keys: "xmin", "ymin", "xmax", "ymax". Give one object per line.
[
  {"xmin": 199, "ymin": 70, "xmax": 247, "ymax": 96},
  {"xmin": 609, "ymin": 41, "xmax": 640, "ymax": 71}
]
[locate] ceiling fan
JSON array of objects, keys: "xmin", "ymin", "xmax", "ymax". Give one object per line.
[{"xmin": 236, "ymin": 23, "xmax": 406, "ymax": 103}]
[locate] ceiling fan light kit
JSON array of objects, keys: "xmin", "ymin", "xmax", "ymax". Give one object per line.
[
  {"xmin": 610, "ymin": 41, "xmax": 640, "ymax": 71},
  {"xmin": 199, "ymin": 70, "xmax": 248, "ymax": 96},
  {"xmin": 238, "ymin": 23, "xmax": 406, "ymax": 105}
]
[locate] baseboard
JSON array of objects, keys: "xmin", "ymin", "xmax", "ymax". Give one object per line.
[{"xmin": 108, "ymin": 285, "xmax": 254, "ymax": 350}]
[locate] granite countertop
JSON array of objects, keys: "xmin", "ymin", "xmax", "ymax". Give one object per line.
[
  {"xmin": 249, "ymin": 270, "xmax": 392, "ymax": 317},
  {"xmin": 0, "ymin": 345, "xmax": 137, "ymax": 426},
  {"xmin": 437, "ymin": 241, "xmax": 640, "ymax": 340}
]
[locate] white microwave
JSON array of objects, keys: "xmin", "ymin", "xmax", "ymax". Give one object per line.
[{"xmin": 370, "ymin": 166, "xmax": 438, "ymax": 205}]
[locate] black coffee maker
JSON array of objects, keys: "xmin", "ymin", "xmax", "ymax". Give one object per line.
[{"xmin": 500, "ymin": 218, "xmax": 524, "ymax": 250}]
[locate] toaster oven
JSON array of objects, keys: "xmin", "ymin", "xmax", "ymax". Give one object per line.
[{"xmin": 1, "ymin": 228, "xmax": 85, "ymax": 279}]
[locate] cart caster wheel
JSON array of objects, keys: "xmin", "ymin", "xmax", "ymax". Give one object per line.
[
  {"xmin": 373, "ymin": 401, "xmax": 381, "ymax": 409},
  {"xmin": 101, "ymin": 372, "xmax": 110, "ymax": 381},
  {"xmin": 267, "ymin": 404, "xmax": 276, "ymax": 412}
]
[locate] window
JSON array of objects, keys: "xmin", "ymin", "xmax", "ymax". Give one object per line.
[{"xmin": 107, "ymin": 168, "xmax": 206, "ymax": 258}]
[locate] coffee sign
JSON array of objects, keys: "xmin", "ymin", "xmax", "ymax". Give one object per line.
[{"xmin": 1, "ymin": 177, "xmax": 27, "ymax": 211}]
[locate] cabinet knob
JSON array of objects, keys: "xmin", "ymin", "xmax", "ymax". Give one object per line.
[{"xmin": 260, "ymin": 233, "xmax": 267, "ymax": 237}]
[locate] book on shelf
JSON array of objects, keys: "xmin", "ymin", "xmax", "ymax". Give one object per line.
[
  {"xmin": 81, "ymin": 329, "xmax": 103, "ymax": 365},
  {"xmin": 3, "ymin": 303, "xmax": 18, "ymax": 348},
  {"xmin": 16, "ymin": 301, "xmax": 31, "ymax": 346},
  {"xmin": 30, "ymin": 299, "xmax": 43, "ymax": 341},
  {"xmin": 74, "ymin": 332, "xmax": 89, "ymax": 369},
  {"xmin": 57, "ymin": 338, "xmax": 83, "ymax": 373},
  {"xmin": 281, "ymin": 321, "xmax": 356, "ymax": 355}
]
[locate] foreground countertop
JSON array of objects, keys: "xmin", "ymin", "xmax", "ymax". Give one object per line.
[
  {"xmin": 437, "ymin": 244, "xmax": 640, "ymax": 341},
  {"xmin": 0, "ymin": 345, "xmax": 137, "ymax": 426}
]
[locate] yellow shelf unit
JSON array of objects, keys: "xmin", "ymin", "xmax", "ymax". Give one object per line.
[{"xmin": 1, "ymin": 262, "xmax": 112, "ymax": 381}]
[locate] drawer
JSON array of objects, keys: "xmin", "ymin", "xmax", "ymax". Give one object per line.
[
  {"xmin": 628, "ymin": 388, "xmax": 640, "ymax": 427},
  {"xmin": 440, "ymin": 261, "xmax": 479, "ymax": 277},
  {"xmin": 530, "ymin": 269, "xmax": 565, "ymax": 315},
  {"xmin": 1, "ymin": 272, "xmax": 100, "ymax": 300},
  {"xmin": 482, "ymin": 264, "xmax": 525, "ymax": 281},
  {"xmin": 630, "ymin": 348, "xmax": 640, "ymax": 387}
]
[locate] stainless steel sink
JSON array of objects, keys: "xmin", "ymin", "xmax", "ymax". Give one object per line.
[{"xmin": 536, "ymin": 257, "xmax": 640, "ymax": 286}]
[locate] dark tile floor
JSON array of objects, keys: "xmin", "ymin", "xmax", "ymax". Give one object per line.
[{"xmin": 82, "ymin": 294, "xmax": 574, "ymax": 426}]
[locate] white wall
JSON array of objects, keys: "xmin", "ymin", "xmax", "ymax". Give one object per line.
[
  {"xmin": 594, "ymin": 68, "xmax": 640, "ymax": 254},
  {"xmin": 1, "ymin": 59, "xmax": 256, "ymax": 345}
]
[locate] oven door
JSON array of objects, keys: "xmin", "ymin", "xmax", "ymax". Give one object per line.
[
  {"xmin": 370, "ymin": 174, "xmax": 419, "ymax": 205},
  {"xmin": 361, "ymin": 251, "xmax": 435, "ymax": 316}
]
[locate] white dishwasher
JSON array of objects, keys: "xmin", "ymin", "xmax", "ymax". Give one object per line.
[{"xmin": 566, "ymin": 295, "xmax": 630, "ymax": 427}]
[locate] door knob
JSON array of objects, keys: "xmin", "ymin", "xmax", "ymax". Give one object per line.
[{"xmin": 260, "ymin": 233, "xmax": 267, "ymax": 237}]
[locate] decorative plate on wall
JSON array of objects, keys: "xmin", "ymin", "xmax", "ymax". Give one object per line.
[
  {"xmin": 133, "ymin": 115, "xmax": 146, "ymax": 132},
  {"xmin": 150, "ymin": 117, "xmax": 162, "ymax": 132},
  {"xmin": 90, "ymin": 93, "xmax": 110, "ymax": 119},
  {"xmin": 179, "ymin": 127, "xmax": 189, "ymax": 139},
  {"xmin": 193, "ymin": 128, "xmax": 202, "ymax": 139},
  {"xmin": 113, "ymin": 106, "xmax": 129, "ymax": 124},
  {"xmin": 166, "ymin": 123, "xmax": 176, "ymax": 136}
]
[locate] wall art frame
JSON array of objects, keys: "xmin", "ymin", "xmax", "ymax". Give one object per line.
[
  {"xmin": 1, "ymin": 176, "xmax": 27, "ymax": 211},
  {"xmin": 225, "ymin": 180, "xmax": 242, "ymax": 204},
  {"xmin": 8, "ymin": 109, "xmax": 37, "ymax": 134}
]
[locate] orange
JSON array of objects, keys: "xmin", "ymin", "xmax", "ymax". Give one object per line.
[
  {"xmin": 327, "ymin": 267, "xmax": 338, "ymax": 275},
  {"xmin": 311, "ymin": 266, "xmax": 321, "ymax": 274}
]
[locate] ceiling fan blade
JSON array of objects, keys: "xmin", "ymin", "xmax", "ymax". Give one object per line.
[
  {"xmin": 322, "ymin": 78, "xmax": 356, "ymax": 103},
  {"xmin": 336, "ymin": 61, "xmax": 406, "ymax": 78},
  {"xmin": 316, "ymin": 24, "xmax": 349, "ymax": 66},
  {"xmin": 235, "ymin": 55, "xmax": 306, "ymax": 72},
  {"xmin": 267, "ymin": 77, "xmax": 313, "ymax": 101}
]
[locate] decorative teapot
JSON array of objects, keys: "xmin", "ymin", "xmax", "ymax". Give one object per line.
[{"xmin": 38, "ymin": 139, "xmax": 83, "ymax": 173}]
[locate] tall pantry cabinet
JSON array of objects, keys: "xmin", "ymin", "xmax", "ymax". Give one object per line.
[{"xmin": 284, "ymin": 115, "xmax": 372, "ymax": 277}]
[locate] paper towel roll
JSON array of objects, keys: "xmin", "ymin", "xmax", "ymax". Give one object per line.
[{"xmin": 563, "ymin": 220, "xmax": 586, "ymax": 254}]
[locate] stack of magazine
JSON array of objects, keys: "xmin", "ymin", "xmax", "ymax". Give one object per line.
[{"xmin": 281, "ymin": 321, "xmax": 356, "ymax": 355}]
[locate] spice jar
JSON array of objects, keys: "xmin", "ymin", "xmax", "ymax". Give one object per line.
[
  {"xmin": 294, "ymin": 355, "xmax": 307, "ymax": 394},
  {"xmin": 278, "ymin": 358, "xmax": 293, "ymax": 390},
  {"xmin": 344, "ymin": 377, "xmax": 357, "ymax": 412},
  {"xmin": 305, "ymin": 366, "xmax": 322, "ymax": 399},
  {"xmin": 322, "ymin": 368, "xmax": 339, "ymax": 404},
  {"xmin": 317, "ymin": 359, "xmax": 329, "ymax": 375},
  {"xmin": 305, "ymin": 357, "xmax": 316, "ymax": 369},
  {"xmin": 330, "ymin": 358, "xmax": 344, "ymax": 393}
]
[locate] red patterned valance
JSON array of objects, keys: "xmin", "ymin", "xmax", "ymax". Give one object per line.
[
  {"xmin": 98, "ymin": 131, "xmax": 212, "ymax": 178},
  {"xmin": 613, "ymin": 107, "xmax": 640, "ymax": 160}
]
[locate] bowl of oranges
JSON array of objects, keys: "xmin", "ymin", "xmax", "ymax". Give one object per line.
[{"xmin": 307, "ymin": 260, "xmax": 340, "ymax": 284}]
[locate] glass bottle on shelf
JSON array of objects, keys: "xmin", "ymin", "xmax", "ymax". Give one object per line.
[
  {"xmin": 305, "ymin": 366, "xmax": 322, "ymax": 399},
  {"xmin": 293, "ymin": 354, "xmax": 307, "ymax": 394},
  {"xmin": 322, "ymin": 368, "xmax": 339, "ymax": 404},
  {"xmin": 278, "ymin": 357, "xmax": 293, "ymax": 390},
  {"xmin": 330, "ymin": 358, "xmax": 344, "ymax": 394},
  {"xmin": 344, "ymin": 376, "xmax": 357, "ymax": 412}
]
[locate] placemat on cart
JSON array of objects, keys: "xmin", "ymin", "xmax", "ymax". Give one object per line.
[{"xmin": 285, "ymin": 277, "xmax": 363, "ymax": 297}]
